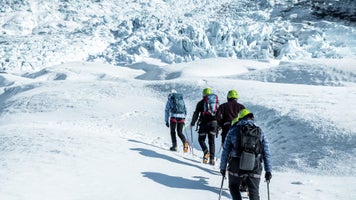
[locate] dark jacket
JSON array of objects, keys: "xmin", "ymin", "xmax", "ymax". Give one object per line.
[
  {"xmin": 190, "ymin": 98, "xmax": 219, "ymax": 134},
  {"xmin": 216, "ymin": 99, "xmax": 245, "ymax": 127}
]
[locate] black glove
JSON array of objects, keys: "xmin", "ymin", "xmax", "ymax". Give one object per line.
[
  {"xmin": 220, "ymin": 169, "xmax": 226, "ymax": 177},
  {"xmin": 216, "ymin": 127, "xmax": 221, "ymax": 138},
  {"xmin": 165, "ymin": 122, "xmax": 169, "ymax": 127},
  {"xmin": 265, "ymin": 172, "xmax": 272, "ymax": 181}
]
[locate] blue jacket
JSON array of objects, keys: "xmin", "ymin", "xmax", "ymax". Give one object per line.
[
  {"xmin": 164, "ymin": 94, "xmax": 187, "ymax": 123},
  {"xmin": 220, "ymin": 119, "xmax": 272, "ymax": 173}
]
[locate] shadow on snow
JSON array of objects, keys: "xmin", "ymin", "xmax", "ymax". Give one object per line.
[
  {"xmin": 128, "ymin": 139, "xmax": 230, "ymax": 197},
  {"xmin": 141, "ymin": 172, "xmax": 230, "ymax": 198}
]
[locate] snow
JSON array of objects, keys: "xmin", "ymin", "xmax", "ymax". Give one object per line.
[
  {"xmin": 1, "ymin": 0, "xmax": 356, "ymax": 71},
  {"xmin": 1, "ymin": 58, "xmax": 356, "ymax": 200},
  {"xmin": 1, "ymin": 0, "xmax": 356, "ymax": 199}
]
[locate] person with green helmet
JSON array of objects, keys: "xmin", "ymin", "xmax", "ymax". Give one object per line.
[
  {"xmin": 190, "ymin": 87, "xmax": 219, "ymax": 165},
  {"xmin": 216, "ymin": 89, "xmax": 245, "ymax": 145},
  {"xmin": 220, "ymin": 108, "xmax": 272, "ymax": 200}
]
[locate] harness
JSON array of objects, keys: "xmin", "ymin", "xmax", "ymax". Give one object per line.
[{"xmin": 228, "ymin": 171, "xmax": 261, "ymax": 178}]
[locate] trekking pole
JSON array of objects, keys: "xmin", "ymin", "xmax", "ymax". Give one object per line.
[
  {"xmin": 267, "ymin": 180, "xmax": 271, "ymax": 200},
  {"xmin": 189, "ymin": 125, "xmax": 195, "ymax": 156},
  {"xmin": 218, "ymin": 174, "xmax": 225, "ymax": 200},
  {"xmin": 218, "ymin": 143, "xmax": 223, "ymax": 155},
  {"xmin": 183, "ymin": 125, "xmax": 189, "ymax": 143},
  {"xmin": 216, "ymin": 143, "xmax": 222, "ymax": 162},
  {"xmin": 183, "ymin": 125, "xmax": 193, "ymax": 155}
]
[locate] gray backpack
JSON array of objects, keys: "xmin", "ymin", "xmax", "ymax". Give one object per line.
[{"xmin": 236, "ymin": 124, "xmax": 262, "ymax": 171}]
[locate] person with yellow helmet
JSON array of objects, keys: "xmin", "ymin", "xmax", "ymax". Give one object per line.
[
  {"xmin": 216, "ymin": 89, "xmax": 245, "ymax": 145},
  {"xmin": 220, "ymin": 108, "xmax": 272, "ymax": 200},
  {"xmin": 190, "ymin": 87, "xmax": 219, "ymax": 165}
]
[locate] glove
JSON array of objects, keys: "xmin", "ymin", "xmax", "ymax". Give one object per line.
[
  {"xmin": 216, "ymin": 126, "xmax": 221, "ymax": 138},
  {"xmin": 220, "ymin": 169, "xmax": 226, "ymax": 177},
  {"xmin": 165, "ymin": 122, "xmax": 169, "ymax": 128},
  {"xmin": 265, "ymin": 172, "xmax": 272, "ymax": 181}
]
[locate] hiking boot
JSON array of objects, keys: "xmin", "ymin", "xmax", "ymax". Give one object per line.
[
  {"xmin": 203, "ymin": 152, "xmax": 210, "ymax": 164},
  {"xmin": 183, "ymin": 142, "xmax": 189, "ymax": 153},
  {"xmin": 169, "ymin": 146, "xmax": 177, "ymax": 151},
  {"xmin": 209, "ymin": 159, "xmax": 215, "ymax": 166}
]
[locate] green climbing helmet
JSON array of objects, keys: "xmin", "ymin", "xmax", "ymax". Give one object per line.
[
  {"xmin": 227, "ymin": 90, "xmax": 238, "ymax": 99},
  {"xmin": 231, "ymin": 117, "xmax": 239, "ymax": 126},
  {"xmin": 232, "ymin": 109, "xmax": 253, "ymax": 126},
  {"xmin": 238, "ymin": 108, "xmax": 253, "ymax": 120},
  {"xmin": 202, "ymin": 87, "xmax": 212, "ymax": 96}
]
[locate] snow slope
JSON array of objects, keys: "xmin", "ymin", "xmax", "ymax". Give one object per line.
[{"xmin": 0, "ymin": 58, "xmax": 355, "ymax": 200}]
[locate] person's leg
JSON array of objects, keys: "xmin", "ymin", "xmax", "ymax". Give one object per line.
[
  {"xmin": 176, "ymin": 119, "xmax": 187, "ymax": 144},
  {"xmin": 239, "ymin": 177, "xmax": 248, "ymax": 192},
  {"xmin": 208, "ymin": 133, "xmax": 215, "ymax": 160},
  {"xmin": 228, "ymin": 174, "xmax": 243, "ymax": 200},
  {"xmin": 170, "ymin": 118, "xmax": 178, "ymax": 149},
  {"xmin": 245, "ymin": 176, "xmax": 261, "ymax": 200},
  {"xmin": 177, "ymin": 119, "xmax": 189, "ymax": 152},
  {"xmin": 198, "ymin": 133, "xmax": 208, "ymax": 153}
]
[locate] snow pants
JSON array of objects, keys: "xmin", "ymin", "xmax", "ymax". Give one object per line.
[
  {"xmin": 198, "ymin": 132, "xmax": 215, "ymax": 159},
  {"xmin": 228, "ymin": 174, "xmax": 260, "ymax": 200},
  {"xmin": 170, "ymin": 117, "xmax": 187, "ymax": 147}
]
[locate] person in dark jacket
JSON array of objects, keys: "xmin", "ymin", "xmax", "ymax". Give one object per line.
[
  {"xmin": 190, "ymin": 87, "xmax": 219, "ymax": 165},
  {"xmin": 216, "ymin": 89, "xmax": 245, "ymax": 145},
  {"xmin": 220, "ymin": 109, "xmax": 272, "ymax": 200}
]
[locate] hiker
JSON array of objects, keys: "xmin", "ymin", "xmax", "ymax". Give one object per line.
[
  {"xmin": 220, "ymin": 109, "xmax": 272, "ymax": 200},
  {"xmin": 216, "ymin": 89, "xmax": 245, "ymax": 145},
  {"xmin": 190, "ymin": 87, "xmax": 219, "ymax": 165},
  {"xmin": 165, "ymin": 90, "xmax": 189, "ymax": 152}
]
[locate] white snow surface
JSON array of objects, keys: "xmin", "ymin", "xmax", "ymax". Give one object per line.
[{"xmin": 0, "ymin": 58, "xmax": 356, "ymax": 200}]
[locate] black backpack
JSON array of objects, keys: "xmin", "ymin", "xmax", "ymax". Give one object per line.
[
  {"xmin": 170, "ymin": 93, "xmax": 186, "ymax": 114},
  {"xmin": 235, "ymin": 124, "xmax": 262, "ymax": 171}
]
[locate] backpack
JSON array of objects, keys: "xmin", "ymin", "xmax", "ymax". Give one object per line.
[
  {"xmin": 236, "ymin": 124, "xmax": 262, "ymax": 171},
  {"xmin": 170, "ymin": 93, "xmax": 186, "ymax": 114},
  {"xmin": 203, "ymin": 94, "xmax": 219, "ymax": 116}
]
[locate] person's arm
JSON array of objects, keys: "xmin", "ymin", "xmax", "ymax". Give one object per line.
[
  {"xmin": 164, "ymin": 100, "xmax": 170, "ymax": 123},
  {"xmin": 261, "ymin": 131, "xmax": 272, "ymax": 173},
  {"xmin": 183, "ymin": 100, "xmax": 187, "ymax": 117},
  {"xmin": 216, "ymin": 105, "xmax": 224, "ymax": 127},
  {"xmin": 190, "ymin": 101, "xmax": 201, "ymax": 126},
  {"xmin": 220, "ymin": 126, "xmax": 236, "ymax": 171}
]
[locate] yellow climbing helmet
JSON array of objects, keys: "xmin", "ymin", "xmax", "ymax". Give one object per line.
[
  {"xmin": 232, "ymin": 109, "xmax": 253, "ymax": 126},
  {"xmin": 202, "ymin": 87, "xmax": 212, "ymax": 96},
  {"xmin": 231, "ymin": 117, "xmax": 239, "ymax": 126},
  {"xmin": 227, "ymin": 90, "xmax": 238, "ymax": 99},
  {"xmin": 238, "ymin": 108, "xmax": 253, "ymax": 120}
]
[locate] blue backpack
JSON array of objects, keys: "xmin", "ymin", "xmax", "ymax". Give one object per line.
[
  {"xmin": 203, "ymin": 94, "xmax": 219, "ymax": 116},
  {"xmin": 170, "ymin": 93, "xmax": 186, "ymax": 114}
]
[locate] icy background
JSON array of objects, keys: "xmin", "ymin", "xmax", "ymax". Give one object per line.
[{"xmin": 1, "ymin": 0, "xmax": 355, "ymax": 71}]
